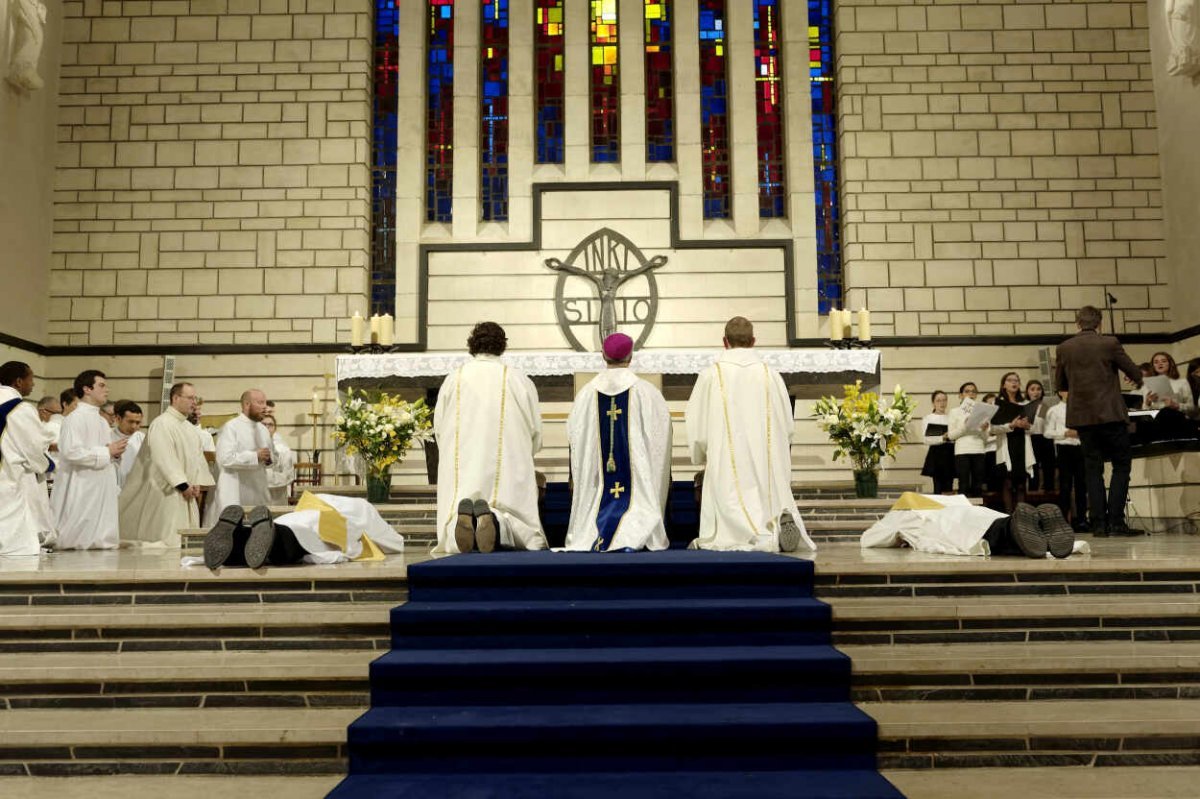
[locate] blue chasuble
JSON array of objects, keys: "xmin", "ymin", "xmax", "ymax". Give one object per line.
[{"xmin": 593, "ymin": 389, "xmax": 631, "ymax": 551}]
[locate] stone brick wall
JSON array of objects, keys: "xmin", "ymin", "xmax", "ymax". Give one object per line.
[
  {"xmin": 837, "ymin": 0, "xmax": 1170, "ymax": 337},
  {"xmin": 50, "ymin": 0, "xmax": 372, "ymax": 346}
]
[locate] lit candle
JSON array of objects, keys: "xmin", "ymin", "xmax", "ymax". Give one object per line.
[
  {"xmin": 350, "ymin": 312, "xmax": 365, "ymax": 347},
  {"xmin": 369, "ymin": 314, "xmax": 380, "ymax": 344},
  {"xmin": 379, "ymin": 313, "xmax": 395, "ymax": 347},
  {"xmin": 311, "ymin": 391, "xmax": 321, "ymax": 415},
  {"xmin": 829, "ymin": 310, "xmax": 844, "ymax": 341},
  {"xmin": 857, "ymin": 308, "xmax": 871, "ymax": 341}
]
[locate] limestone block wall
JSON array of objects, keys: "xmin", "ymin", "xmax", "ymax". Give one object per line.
[
  {"xmin": 1, "ymin": 0, "xmax": 62, "ymax": 343},
  {"xmin": 49, "ymin": 0, "xmax": 373, "ymax": 346},
  {"xmin": 837, "ymin": 0, "xmax": 1171, "ymax": 338}
]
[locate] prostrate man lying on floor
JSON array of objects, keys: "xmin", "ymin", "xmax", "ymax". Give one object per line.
[
  {"xmin": 862, "ymin": 493, "xmax": 1087, "ymax": 559},
  {"xmin": 201, "ymin": 492, "xmax": 405, "ymax": 568},
  {"xmin": 564, "ymin": 333, "xmax": 672, "ymax": 552}
]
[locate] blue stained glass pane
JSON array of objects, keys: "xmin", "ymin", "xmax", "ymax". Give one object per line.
[
  {"xmin": 371, "ymin": 0, "xmax": 401, "ymax": 315},
  {"xmin": 427, "ymin": 1, "xmax": 455, "ymax": 224},
  {"xmin": 535, "ymin": 1, "xmax": 565, "ymax": 163},
  {"xmin": 809, "ymin": 0, "xmax": 841, "ymax": 315}
]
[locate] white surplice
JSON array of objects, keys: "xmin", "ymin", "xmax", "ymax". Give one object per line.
[
  {"xmin": 275, "ymin": 493, "xmax": 405, "ymax": 564},
  {"xmin": 0, "ymin": 387, "xmax": 54, "ymax": 557},
  {"xmin": 50, "ymin": 403, "xmax": 119, "ymax": 550},
  {"xmin": 266, "ymin": 433, "xmax": 297, "ymax": 506},
  {"xmin": 112, "ymin": 428, "xmax": 144, "ymax": 489},
  {"xmin": 433, "ymin": 354, "xmax": 546, "ymax": 553},
  {"xmin": 119, "ymin": 407, "xmax": 215, "ymax": 548},
  {"xmin": 686, "ymin": 348, "xmax": 814, "ymax": 552},
  {"xmin": 564, "ymin": 368, "xmax": 671, "ymax": 552},
  {"xmin": 204, "ymin": 414, "xmax": 273, "ymax": 526}
]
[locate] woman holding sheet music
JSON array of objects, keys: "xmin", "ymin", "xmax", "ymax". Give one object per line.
[
  {"xmin": 993, "ymin": 372, "xmax": 1036, "ymax": 512},
  {"xmin": 947, "ymin": 383, "xmax": 990, "ymax": 498},
  {"xmin": 920, "ymin": 391, "xmax": 956, "ymax": 494},
  {"xmin": 1143, "ymin": 352, "xmax": 1194, "ymax": 414}
]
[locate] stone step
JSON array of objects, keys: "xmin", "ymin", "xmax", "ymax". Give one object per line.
[
  {"xmin": 846, "ymin": 640, "xmax": 1200, "ymax": 702},
  {"xmin": 0, "ymin": 650, "xmax": 377, "ymax": 710},
  {"xmin": 0, "ymin": 776, "xmax": 343, "ymax": 798},
  {"xmin": 884, "ymin": 766, "xmax": 1200, "ymax": 798},
  {"xmin": 0, "ymin": 707, "xmax": 358, "ymax": 775},
  {"xmin": 867, "ymin": 699, "xmax": 1200, "ymax": 769},
  {"xmin": 0, "ymin": 603, "xmax": 394, "ymax": 654},
  {"xmin": 830, "ymin": 595, "xmax": 1200, "ymax": 645}
]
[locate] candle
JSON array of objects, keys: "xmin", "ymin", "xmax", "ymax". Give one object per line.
[
  {"xmin": 857, "ymin": 308, "xmax": 871, "ymax": 341},
  {"xmin": 379, "ymin": 313, "xmax": 395, "ymax": 347},
  {"xmin": 311, "ymin": 391, "xmax": 321, "ymax": 415},
  {"xmin": 369, "ymin": 314, "xmax": 380, "ymax": 344},
  {"xmin": 842, "ymin": 309, "xmax": 853, "ymax": 340},
  {"xmin": 350, "ymin": 312, "xmax": 365, "ymax": 347},
  {"xmin": 830, "ymin": 310, "xmax": 844, "ymax": 341}
]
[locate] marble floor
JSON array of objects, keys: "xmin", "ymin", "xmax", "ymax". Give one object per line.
[{"xmin": 3, "ymin": 532, "xmax": 1199, "ymax": 581}]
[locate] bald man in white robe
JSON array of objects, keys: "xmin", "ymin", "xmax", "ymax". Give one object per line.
[
  {"xmin": 204, "ymin": 389, "xmax": 274, "ymax": 527},
  {"xmin": 686, "ymin": 317, "xmax": 814, "ymax": 552},
  {"xmin": 433, "ymin": 322, "xmax": 546, "ymax": 554}
]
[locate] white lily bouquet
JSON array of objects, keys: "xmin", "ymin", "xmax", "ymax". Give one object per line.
[
  {"xmin": 812, "ymin": 381, "xmax": 917, "ymax": 476},
  {"xmin": 333, "ymin": 388, "xmax": 433, "ymax": 481}
]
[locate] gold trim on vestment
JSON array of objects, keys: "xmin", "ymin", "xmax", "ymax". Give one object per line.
[{"xmin": 490, "ymin": 365, "xmax": 509, "ymax": 506}]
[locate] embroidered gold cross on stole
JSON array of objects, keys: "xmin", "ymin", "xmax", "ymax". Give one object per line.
[
  {"xmin": 605, "ymin": 395, "xmax": 622, "ymax": 473},
  {"xmin": 609, "ymin": 482, "xmax": 625, "ymax": 499}
]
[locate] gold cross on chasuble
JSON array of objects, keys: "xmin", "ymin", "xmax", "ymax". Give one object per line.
[
  {"xmin": 605, "ymin": 395, "xmax": 622, "ymax": 473},
  {"xmin": 609, "ymin": 482, "xmax": 626, "ymax": 499}
]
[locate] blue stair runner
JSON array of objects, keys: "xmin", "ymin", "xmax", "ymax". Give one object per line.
[{"xmin": 327, "ymin": 551, "xmax": 903, "ymax": 799}]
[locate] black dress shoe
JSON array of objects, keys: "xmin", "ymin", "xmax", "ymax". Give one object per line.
[
  {"xmin": 1072, "ymin": 521, "xmax": 1091, "ymax": 534},
  {"xmin": 1037, "ymin": 504, "xmax": 1075, "ymax": 559},
  {"xmin": 1105, "ymin": 520, "xmax": 1142, "ymax": 537},
  {"xmin": 473, "ymin": 499, "xmax": 497, "ymax": 553},
  {"xmin": 242, "ymin": 505, "xmax": 276, "ymax": 568},
  {"xmin": 1011, "ymin": 503, "xmax": 1048, "ymax": 559},
  {"xmin": 454, "ymin": 498, "xmax": 476, "ymax": 553},
  {"xmin": 204, "ymin": 505, "xmax": 244, "ymax": 569}
]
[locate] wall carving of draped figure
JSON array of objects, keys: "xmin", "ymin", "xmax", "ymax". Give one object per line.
[
  {"xmin": 5, "ymin": 0, "xmax": 48, "ymax": 92},
  {"xmin": 1167, "ymin": 0, "xmax": 1200, "ymax": 78}
]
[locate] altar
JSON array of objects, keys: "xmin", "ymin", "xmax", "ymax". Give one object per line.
[{"xmin": 336, "ymin": 349, "xmax": 881, "ymax": 402}]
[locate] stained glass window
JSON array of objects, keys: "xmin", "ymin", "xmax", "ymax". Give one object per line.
[
  {"xmin": 535, "ymin": 1, "xmax": 565, "ymax": 164},
  {"xmin": 644, "ymin": 1, "xmax": 673, "ymax": 163},
  {"xmin": 698, "ymin": 1, "xmax": 730, "ymax": 219},
  {"xmin": 590, "ymin": 0, "xmax": 619, "ymax": 163},
  {"xmin": 809, "ymin": 0, "xmax": 841, "ymax": 313},
  {"xmin": 480, "ymin": 1, "xmax": 508, "ymax": 221},
  {"xmin": 426, "ymin": 0, "xmax": 454, "ymax": 223},
  {"xmin": 371, "ymin": 0, "xmax": 399, "ymax": 315},
  {"xmin": 753, "ymin": 0, "xmax": 786, "ymax": 219}
]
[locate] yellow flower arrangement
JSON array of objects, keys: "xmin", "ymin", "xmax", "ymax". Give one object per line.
[
  {"xmin": 812, "ymin": 381, "xmax": 917, "ymax": 474},
  {"xmin": 333, "ymin": 388, "xmax": 433, "ymax": 479}
]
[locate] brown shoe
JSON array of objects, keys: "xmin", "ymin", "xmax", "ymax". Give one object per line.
[
  {"xmin": 1037, "ymin": 504, "xmax": 1075, "ymax": 559},
  {"xmin": 473, "ymin": 499, "xmax": 497, "ymax": 554},
  {"xmin": 454, "ymin": 499, "xmax": 475, "ymax": 554}
]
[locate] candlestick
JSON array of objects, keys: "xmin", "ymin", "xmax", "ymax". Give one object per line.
[
  {"xmin": 379, "ymin": 313, "xmax": 395, "ymax": 347},
  {"xmin": 369, "ymin": 314, "xmax": 380, "ymax": 344},
  {"xmin": 829, "ymin": 310, "xmax": 844, "ymax": 341},
  {"xmin": 857, "ymin": 308, "xmax": 871, "ymax": 342},
  {"xmin": 350, "ymin": 312, "xmax": 365, "ymax": 347}
]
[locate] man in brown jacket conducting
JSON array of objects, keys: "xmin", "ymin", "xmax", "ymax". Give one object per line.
[{"xmin": 1055, "ymin": 305, "xmax": 1143, "ymax": 536}]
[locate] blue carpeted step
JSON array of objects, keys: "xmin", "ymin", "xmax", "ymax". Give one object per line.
[
  {"xmin": 369, "ymin": 644, "xmax": 851, "ymax": 706},
  {"xmin": 346, "ymin": 702, "xmax": 879, "ymax": 773},
  {"xmin": 390, "ymin": 596, "xmax": 833, "ymax": 648},
  {"xmin": 407, "ymin": 551, "xmax": 814, "ymax": 602},
  {"xmin": 326, "ymin": 769, "xmax": 905, "ymax": 798}
]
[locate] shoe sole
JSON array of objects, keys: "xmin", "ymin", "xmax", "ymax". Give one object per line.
[
  {"xmin": 454, "ymin": 499, "xmax": 475, "ymax": 554},
  {"xmin": 243, "ymin": 505, "xmax": 275, "ymax": 569},
  {"xmin": 203, "ymin": 506, "xmax": 244, "ymax": 569},
  {"xmin": 473, "ymin": 500, "xmax": 497, "ymax": 554},
  {"xmin": 1037, "ymin": 505, "xmax": 1075, "ymax": 559},
  {"xmin": 1012, "ymin": 503, "xmax": 1048, "ymax": 559},
  {"xmin": 778, "ymin": 516, "xmax": 802, "ymax": 553}
]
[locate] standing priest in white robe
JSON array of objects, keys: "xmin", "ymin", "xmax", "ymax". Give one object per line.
[
  {"xmin": 120, "ymin": 382, "xmax": 214, "ymax": 548},
  {"xmin": 565, "ymin": 333, "xmax": 672, "ymax": 552},
  {"xmin": 0, "ymin": 362, "xmax": 55, "ymax": 557},
  {"xmin": 433, "ymin": 322, "xmax": 546, "ymax": 554},
  {"xmin": 203, "ymin": 389, "xmax": 274, "ymax": 527},
  {"xmin": 686, "ymin": 317, "xmax": 814, "ymax": 553},
  {"xmin": 111, "ymin": 400, "xmax": 145, "ymax": 489},
  {"xmin": 51, "ymin": 370, "xmax": 124, "ymax": 550}
]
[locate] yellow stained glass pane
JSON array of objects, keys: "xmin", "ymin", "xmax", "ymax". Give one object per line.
[
  {"xmin": 550, "ymin": 9, "xmax": 562, "ymax": 23},
  {"xmin": 592, "ymin": 47, "xmax": 603, "ymax": 65},
  {"xmin": 605, "ymin": 47, "xmax": 617, "ymax": 64},
  {"xmin": 555, "ymin": 53, "xmax": 563, "ymax": 70}
]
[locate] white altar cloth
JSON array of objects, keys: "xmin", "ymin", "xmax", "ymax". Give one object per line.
[{"xmin": 336, "ymin": 349, "xmax": 880, "ymax": 383}]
